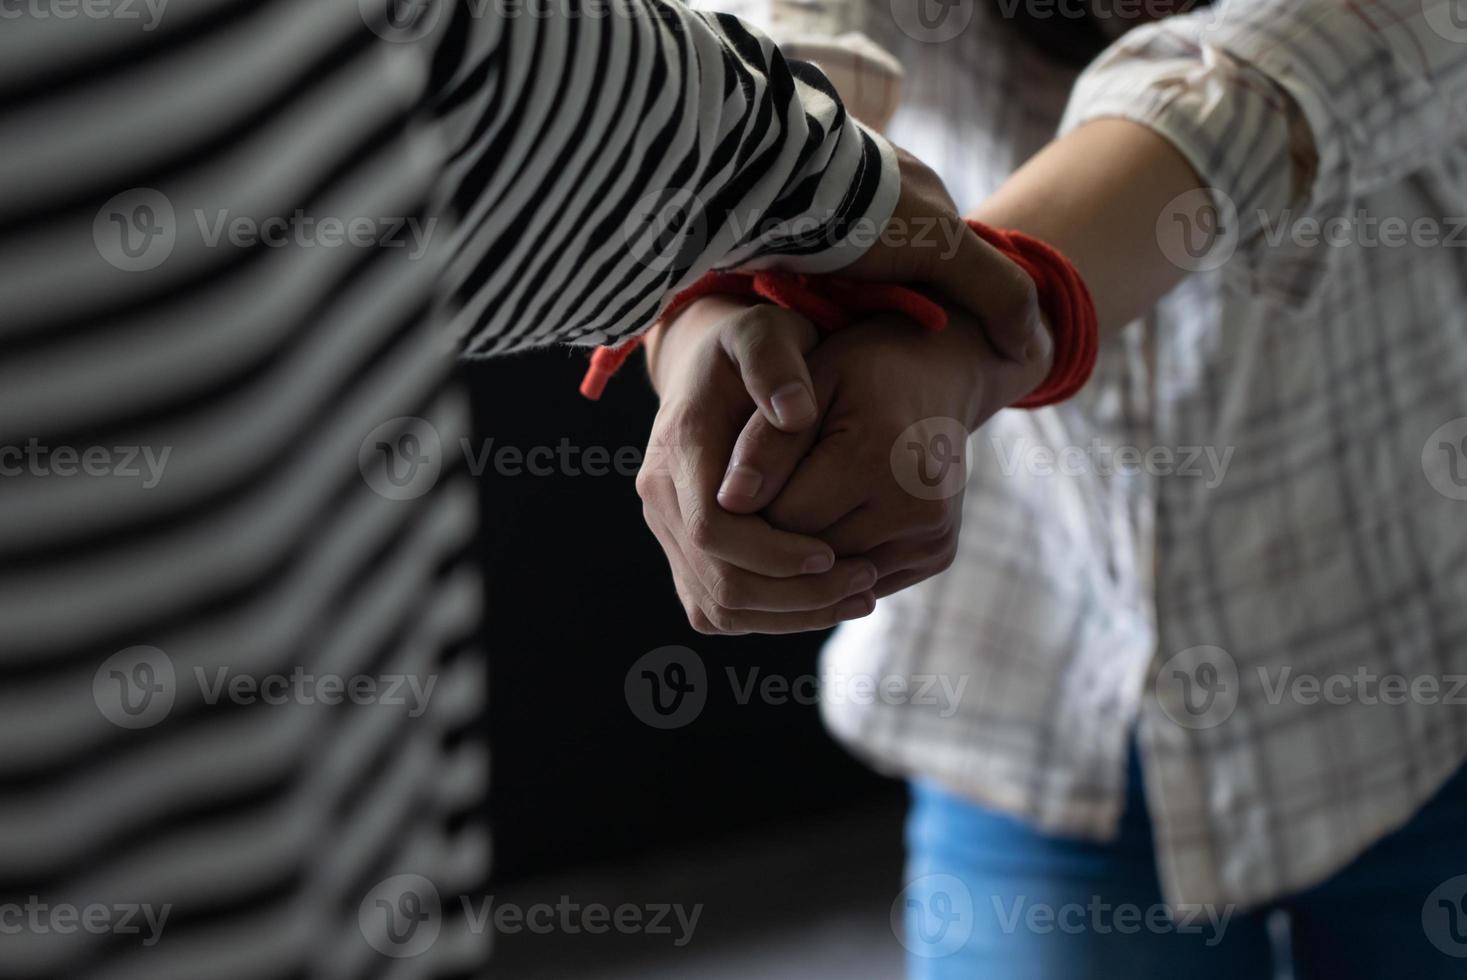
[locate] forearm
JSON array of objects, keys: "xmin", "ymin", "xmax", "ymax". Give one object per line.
[
  {"xmin": 968, "ymin": 118, "xmax": 1205, "ymax": 341},
  {"xmin": 648, "ymin": 119, "xmax": 1202, "ymax": 411},
  {"xmin": 1025, "ymin": 0, "xmax": 1467, "ymax": 319},
  {"xmin": 431, "ymin": 0, "xmax": 898, "ymax": 355}
]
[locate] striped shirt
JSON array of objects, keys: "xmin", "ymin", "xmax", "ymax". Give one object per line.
[
  {"xmin": 733, "ymin": 0, "xmax": 1467, "ymax": 911},
  {"xmin": 0, "ymin": 2, "xmax": 895, "ymax": 976}
]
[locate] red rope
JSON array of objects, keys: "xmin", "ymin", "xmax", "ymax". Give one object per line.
[
  {"xmin": 577, "ymin": 271, "xmax": 946, "ymax": 399},
  {"xmin": 579, "ymin": 220, "xmax": 1097, "ymax": 409},
  {"xmin": 967, "ymin": 221, "xmax": 1099, "ymax": 409}
]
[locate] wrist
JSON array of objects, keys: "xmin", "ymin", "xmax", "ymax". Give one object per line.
[
  {"xmin": 945, "ymin": 308, "xmax": 1054, "ymax": 429},
  {"xmin": 647, "ymin": 295, "xmax": 758, "ymax": 397}
]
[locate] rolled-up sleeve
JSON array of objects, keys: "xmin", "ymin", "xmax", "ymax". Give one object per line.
[{"xmin": 1059, "ymin": 0, "xmax": 1467, "ymax": 300}]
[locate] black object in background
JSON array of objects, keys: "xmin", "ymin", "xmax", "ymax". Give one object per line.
[
  {"xmin": 1000, "ymin": 0, "xmax": 1214, "ymax": 68},
  {"xmin": 466, "ymin": 352, "xmax": 900, "ymax": 883}
]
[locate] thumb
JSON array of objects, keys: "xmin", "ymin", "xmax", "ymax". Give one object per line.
[
  {"xmin": 716, "ymin": 405, "xmax": 822, "ymax": 515},
  {"xmin": 938, "ymin": 228, "xmax": 1051, "ymax": 365},
  {"xmin": 717, "ymin": 351, "xmax": 835, "ymax": 515},
  {"xmin": 719, "ymin": 306, "xmax": 821, "ymax": 433}
]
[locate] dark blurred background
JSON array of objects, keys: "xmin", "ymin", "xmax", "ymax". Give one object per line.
[{"xmin": 466, "ymin": 351, "xmax": 909, "ymax": 978}]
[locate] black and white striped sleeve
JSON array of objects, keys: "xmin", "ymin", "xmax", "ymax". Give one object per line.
[{"xmin": 426, "ymin": 0, "xmax": 900, "ymax": 355}]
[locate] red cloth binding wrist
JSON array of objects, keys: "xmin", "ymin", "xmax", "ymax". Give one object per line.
[
  {"xmin": 965, "ymin": 221, "xmax": 1098, "ymax": 408},
  {"xmin": 579, "ymin": 220, "xmax": 1097, "ymax": 409},
  {"xmin": 577, "ymin": 271, "xmax": 948, "ymax": 399}
]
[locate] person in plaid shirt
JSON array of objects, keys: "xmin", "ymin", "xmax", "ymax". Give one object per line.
[{"xmin": 640, "ymin": 0, "xmax": 1467, "ymax": 975}]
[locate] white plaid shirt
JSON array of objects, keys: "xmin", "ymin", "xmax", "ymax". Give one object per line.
[{"xmin": 712, "ymin": 0, "xmax": 1467, "ymax": 909}]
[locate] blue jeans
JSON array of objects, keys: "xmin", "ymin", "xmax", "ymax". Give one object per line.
[{"xmin": 902, "ymin": 749, "xmax": 1467, "ymax": 979}]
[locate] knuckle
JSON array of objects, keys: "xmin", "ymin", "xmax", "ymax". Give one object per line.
[
  {"xmin": 730, "ymin": 306, "xmax": 786, "ymax": 348},
  {"xmin": 764, "ymin": 307, "xmax": 817, "ymax": 347},
  {"xmin": 706, "ymin": 571, "xmax": 743, "ymax": 611},
  {"xmin": 634, "ymin": 467, "xmax": 658, "ymax": 502},
  {"xmin": 911, "ymin": 528, "xmax": 959, "ymax": 575},
  {"xmin": 734, "ymin": 321, "xmax": 810, "ymax": 382},
  {"xmin": 684, "ymin": 512, "xmax": 715, "ymax": 552},
  {"xmin": 704, "ymin": 602, "xmax": 737, "ymax": 634},
  {"xmin": 688, "ymin": 605, "xmax": 717, "ymax": 635},
  {"xmin": 933, "ymin": 543, "xmax": 958, "ymax": 575},
  {"xmin": 734, "ymin": 334, "xmax": 784, "ymax": 387},
  {"xmin": 638, "ymin": 439, "xmax": 678, "ymax": 487}
]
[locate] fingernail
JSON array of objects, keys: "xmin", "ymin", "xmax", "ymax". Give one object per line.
[
  {"xmin": 718, "ymin": 464, "xmax": 763, "ymax": 500},
  {"xmin": 849, "ymin": 565, "xmax": 878, "ymax": 594},
  {"xmin": 802, "ymin": 553, "xmax": 834, "ymax": 574},
  {"xmin": 837, "ymin": 592, "xmax": 876, "ymax": 620},
  {"xmin": 770, "ymin": 383, "xmax": 816, "ymax": 427}
]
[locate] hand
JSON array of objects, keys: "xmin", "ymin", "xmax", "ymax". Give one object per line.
[
  {"xmin": 718, "ymin": 305, "xmax": 1051, "ymax": 598},
  {"xmin": 844, "ymin": 147, "xmax": 1051, "ymax": 365},
  {"xmin": 636, "ymin": 297, "xmax": 881, "ymax": 634}
]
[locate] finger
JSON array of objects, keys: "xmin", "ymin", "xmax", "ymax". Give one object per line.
[
  {"xmin": 719, "ymin": 306, "xmax": 821, "ymax": 433},
  {"xmin": 815, "ymin": 494, "xmax": 955, "ymax": 557},
  {"xmin": 859, "ymin": 537, "xmax": 958, "ymax": 598},
  {"xmin": 716, "ymin": 408, "xmax": 821, "ymax": 515},
  {"xmin": 642, "ymin": 503, "xmax": 709, "ymax": 620},
  {"xmin": 718, "ymin": 345, "xmax": 839, "ymax": 515},
  {"xmin": 646, "ymin": 509, "xmax": 876, "ymax": 633},
  {"xmin": 811, "ymin": 504, "xmax": 898, "ymax": 558},
  {"xmin": 937, "ymin": 229, "xmax": 1050, "ymax": 366},
  {"xmin": 653, "ymin": 406, "xmax": 836, "ymax": 577},
  {"xmin": 860, "ymin": 533, "xmax": 949, "ymax": 574},
  {"xmin": 871, "ymin": 555, "xmax": 952, "ymax": 599},
  {"xmin": 873, "ymin": 568, "xmax": 930, "ymax": 600},
  {"xmin": 760, "ymin": 428, "xmax": 874, "ymax": 536},
  {"xmin": 693, "ymin": 591, "xmax": 876, "ymax": 636},
  {"xmin": 688, "ymin": 555, "xmax": 878, "ymax": 613},
  {"xmin": 649, "ymin": 477, "xmax": 877, "ymax": 611}
]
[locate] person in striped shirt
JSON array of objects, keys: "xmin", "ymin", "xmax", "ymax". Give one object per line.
[{"xmin": 0, "ymin": 1, "xmax": 1042, "ymax": 977}]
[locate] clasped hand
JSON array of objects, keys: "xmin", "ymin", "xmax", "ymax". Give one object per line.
[{"xmin": 635, "ymin": 292, "xmax": 1050, "ymax": 635}]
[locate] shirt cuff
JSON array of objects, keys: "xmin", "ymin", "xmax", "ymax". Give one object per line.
[
  {"xmin": 731, "ymin": 118, "xmax": 901, "ymax": 276},
  {"xmin": 1058, "ymin": 16, "xmax": 1321, "ymax": 302}
]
